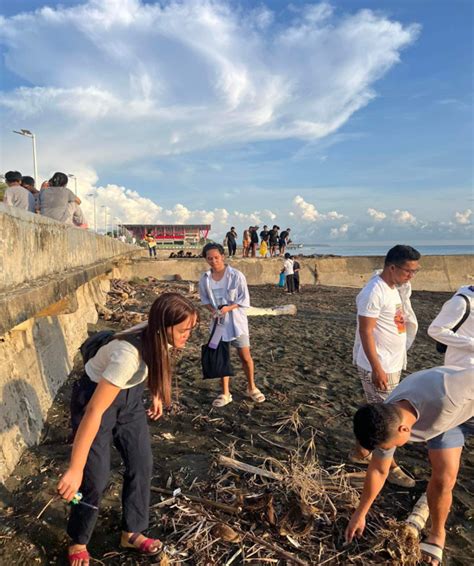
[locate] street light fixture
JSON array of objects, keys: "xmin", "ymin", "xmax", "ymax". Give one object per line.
[
  {"xmin": 13, "ymin": 129, "xmax": 38, "ymax": 184},
  {"xmin": 68, "ymin": 173, "xmax": 78, "ymax": 196},
  {"xmin": 87, "ymin": 193, "xmax": 98, "ymax": 232}
]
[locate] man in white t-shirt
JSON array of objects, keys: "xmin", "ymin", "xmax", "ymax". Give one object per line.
[
  {"xmin": 350, "ymin": 244, "xmax": 421, "ymax": 488},
  {"xmin": 428, "ymin": 285, "xmax": 473, "ymax": 369}
]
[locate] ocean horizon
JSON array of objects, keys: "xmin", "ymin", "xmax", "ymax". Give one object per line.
[{"xmin": 292, "ymin": 243, "xmax": 473, "ymax": 257}]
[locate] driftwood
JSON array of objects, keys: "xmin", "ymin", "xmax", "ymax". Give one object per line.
[
  {"xmin": 217, "ymin": 455, "xmax": 283, "ymax": 481},
  {"xmin": 247, "ymin": 304, "xmax": 297, "ymax": 317},
  {"xmin": 150, "ymin": 486, "xmax": 242, "ymax": 515}
]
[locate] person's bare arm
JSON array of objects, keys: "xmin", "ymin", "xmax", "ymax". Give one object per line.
[
  {"xmin": 358, "ymin": 315, "xmax": 388, "ymax": 390},
  {"xmin": 345, "ymin": 454, "xmax": 392, "ymax": 542},
  {"xmin": 57, "ymin": 379, "xmax": 121, "ymax": 501}
]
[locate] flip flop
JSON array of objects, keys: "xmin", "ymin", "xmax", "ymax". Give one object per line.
[
  {"xmin": 212, "ymin": 393, "xmax": 233, "ymax": 407},
  {"xmin": 121, "ymin": 532, "xmax": 162, "ymax": 555},
  {"xmin": 68, "ymin": 549, "xmax": 90, "ymax": 565},
  {"xmin": 419, "ymin": 541, "xmax": 443, "ymax": 565},
  {"xmin": 245, "ymin": 388, "xmax": 266, "ymax": 403}
]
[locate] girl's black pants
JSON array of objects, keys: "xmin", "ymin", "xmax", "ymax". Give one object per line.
[{"xmin": 68, "ymin": 374, "xmax": 153, "ymax": 544}]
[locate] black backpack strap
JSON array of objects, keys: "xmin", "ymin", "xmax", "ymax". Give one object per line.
[{"xmin": 452, "ymin": 294, "xmax": 470, "ymax": 333}]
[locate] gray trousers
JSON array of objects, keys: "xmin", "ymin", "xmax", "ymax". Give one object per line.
[{"xmin": 68, "ymin": 375, "xmax": 153, "ymax": 544}]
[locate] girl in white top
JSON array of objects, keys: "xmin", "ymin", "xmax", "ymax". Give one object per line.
[
  {"xmin": 58, "ymin": 293, "xmax": 198, "ymax": 566},
  {"xmin": 199, "ymin": 242, "xmax": 265, "ymax": 407}
]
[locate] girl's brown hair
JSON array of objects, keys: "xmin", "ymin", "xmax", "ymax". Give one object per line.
[{"xmin": 119, "ymin": 292, "xmax": 198, "ymax": 406}]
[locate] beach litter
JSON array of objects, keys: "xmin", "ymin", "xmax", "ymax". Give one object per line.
[{"xmin": 146, "ymin": 441, "xmax": 421, "ymax": 565}]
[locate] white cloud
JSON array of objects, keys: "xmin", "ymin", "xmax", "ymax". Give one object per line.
[
  {"xmin": 293, "ymin": 195, "xmax": 320, "ymax": 221},
  {"xmin": 367, "ymin": 207, "xmax": 386, "ymax": 221},
  {"xmin": 392, "ymin": 209, "xmax": 417, "ymax": 225},
  {"xmin": 326, "ymin": 210, "xmax": 344, "ymax": 220},
  {"xmin": 330, "ymin": 223, "xmax": 349, "ymax": 238},
  {"xmin": 455, "ymin": 209, "xmax": 472, "ymax": 225},
  {"xmin": 293, "ymin": 195, "xmax": 344, "ymax": 222},
  {"xmin": 0, "ymin": 0, "xmax": 420, "ymax": 171}
]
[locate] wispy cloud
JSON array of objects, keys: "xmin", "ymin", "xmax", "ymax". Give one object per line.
[{"xmin": 0, "ymin": 0, "xmax": 420, "ymax": 173}]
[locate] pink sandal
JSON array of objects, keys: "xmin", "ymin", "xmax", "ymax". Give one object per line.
[
  {"xmin": 121, "ymin": 532, "xmax": 162, "ymax": 555},
  {"xmin": 68, "ymin": 549, "xmax": 90, "ymax": 565}
]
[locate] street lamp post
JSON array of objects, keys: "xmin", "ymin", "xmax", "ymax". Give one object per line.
[
  {"xmin": 115, "ymin": 217, "xmax": 121, "ymax": 238},
  {"xmin": 101, "ymin": 205, "xmax": 108, "ymax": 235},
  {"xmin": 87, "ymin": 193, "xmax": 98, "ymax": 232},
  {"xmin": 13, "ymin": 129, "xmax": 38, "ymax": 184},
  {"xmin": 68, "ymin": 174, "xmax": 78, "ymax": 196}
]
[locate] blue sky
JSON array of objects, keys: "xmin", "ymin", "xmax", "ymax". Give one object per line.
[{"xmin": 0, "ymin": 0, "xmax": 472, "ymax": 243}]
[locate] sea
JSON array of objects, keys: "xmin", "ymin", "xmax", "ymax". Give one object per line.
[{"xmin": 291, "ymin": 244, "xmax": 473, "ymax": 257}]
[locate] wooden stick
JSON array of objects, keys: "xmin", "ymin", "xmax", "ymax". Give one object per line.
[
  {"xmin": 150, "ymin": 486, "xmax": 242, "ymax": 515},
  {"xmin": 231, "ymin": 525, "xmax": 309, "ymax": 566},
  {"xmin": 217, "ymin": 455, "xmax": 283, "ymax": 481}
]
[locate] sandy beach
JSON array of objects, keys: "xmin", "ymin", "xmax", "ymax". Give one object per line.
[{"xmin": 0, "ymin": 281, "xmax": 472, "ymax": 565}]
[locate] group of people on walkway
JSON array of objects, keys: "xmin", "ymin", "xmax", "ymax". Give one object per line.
[
  {"xmin": 225, "ymin": 225, "xmax": 292, "ymax": 258},
  {"xmin": 57, "ymin": 242, "xmax": 472, "ymax": 566},
  {"xmin": 2, "ymin": 170, "xmax": 87, "ymax": 228}
]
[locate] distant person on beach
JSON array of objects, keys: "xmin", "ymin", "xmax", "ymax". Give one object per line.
[
  {"xmin": 242, "ymin": 227, "xmax": 251, "ymax": 258},
  {"xmin": 278, "ymin": 228, "xmax": 291, "ymax": 255},
  {"xmin": 428, "ymin": 285, "xmax": 473, "ymax": 368},
  {"xmin": 225, "ymin": 227, "xmax": 238, "ymax": 258},
  {"xmin": 3, "ymin": 170, "xmax": 35, "ymax": 212},
  {"xmin": 259, "ymin": 225, "xmax": 269, "ymax": 257},
  {"xmin": 345, "ymin": 366, "xmax": 473, "ymax": 566},
  {"xmin": 293, "ymin": 258, "xmax": 301, "ymax": 292},
  {"xmin": 282, "ymin": 253, "xmax": 295, "ymax": 294},
  {"xmin": 350, "ymin": 244, "xmax": 421, "ymax": 488},
  {"xmin": 268, "ymin": 225, "xmax": 279, "ymax": 256},
  {"xmin": 144, "ymin": 232, "xmax": 157, "ymax": 258},
  {"xmin": 39, "ymin": 172, "xmax": 81, "ymax": 223},
  {"xmin": 250, "ymin": 226, "xmax": 259, "ymax": 257},
  {"xmin": 199, "ymin": 242, "xmax": 265, "ymax": 408},
  {"xmin": 57, "ymin": 293, "xmax": 199, "ymax": 566}
]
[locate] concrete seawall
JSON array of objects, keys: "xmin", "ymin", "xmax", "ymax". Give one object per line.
[
  {"xmin": 125, "ymin": 254, "xmax": 474, "ymax": 292},
  {"xmin": 0, "ymin": 206, "xmax": 140, "ymax": 482}
]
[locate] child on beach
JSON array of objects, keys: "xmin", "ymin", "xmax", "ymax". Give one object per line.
[
  {"xmin": 58, "ymin": 293, "xmax": 199, "ymax": 566},
  {"xmin": 199, "ymin": 242, "xmax": 265, "ymax": 407}
]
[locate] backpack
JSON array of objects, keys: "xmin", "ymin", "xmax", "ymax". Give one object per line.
[
  {"xmin": 434, "ymin": 294, "xmax": 470, "ymax": 354},
  {"xmin": 80, "ymin": 330, "xmax": 142, "ymax": 364}
]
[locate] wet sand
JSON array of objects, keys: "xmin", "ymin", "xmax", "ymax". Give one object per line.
[{"xmin": 0, "ymin": 283, "xmax": 472, "ymax": 565}]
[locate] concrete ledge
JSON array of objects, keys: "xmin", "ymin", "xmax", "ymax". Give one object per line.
[
  {"xmin": 123, "ymin": 255, "xmax": 474, "ymax": 292},
  {"xmin": 0, "ymin": 258, "xmax": 130, "ymax": 336},
  {"xmin": 0, "ymin": 204, "xmax": 140, "ymax": 291}
]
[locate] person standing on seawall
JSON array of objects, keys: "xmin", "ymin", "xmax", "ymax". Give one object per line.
[
  {"xmin": 428, "ymin": 285, "xmax": 474, "ymax": 368},
  {"xmin": 57, "ymin": 293, "xmax": 199, "ymax": 566},
  {"xmin": 225, "ymin": 226, "xmax": 238, "ymax": 258},
  {"xmin": 199, "ymin": 242, "xmax": 265, "ymax": 408},
  {"xmin": 350, "ymin": 244, "xmax": 421, "ymax": 488},
  {"xmin": 242, "ymin": 227, "xmax": 251, "ymax": 258}
]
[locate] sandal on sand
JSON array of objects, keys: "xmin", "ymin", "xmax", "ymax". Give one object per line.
[
  {"xmin": 121, "ymin": 533, "xmax": 162, "ymax": 555},
  {"xmin": 387, "ymin": 466, "xmax": 416, "ymax": 488},
  {"xmin": 68, "ymin": 549, "xmax": 90, "ymax": 565},
  {"xmin": 419, "ymin": 541, "xmax": 443, "ymax": 565},
  {"xmin": 245, "ymin": 388, "xmax": 265, "ymax": 403},
  {"xmin": 348, "ymin": 451, "xmax": 372, "ymax": 465},
  {"xmin": 212, "ymin": 394, "xmax": 233, "ymax": 408}
]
